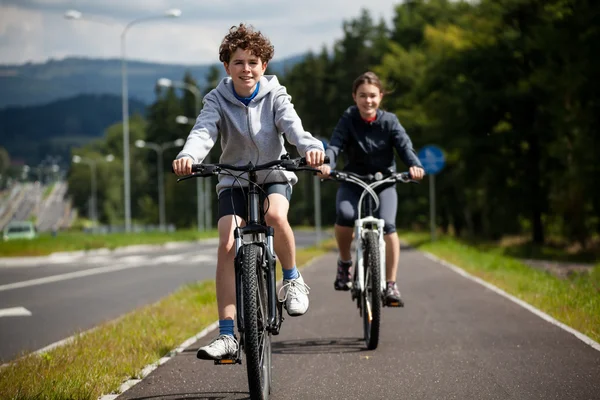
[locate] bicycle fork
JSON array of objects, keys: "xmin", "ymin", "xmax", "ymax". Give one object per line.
[{"xmin": 352, "ymin": 217, "xmax": 386, "ymax": 298}]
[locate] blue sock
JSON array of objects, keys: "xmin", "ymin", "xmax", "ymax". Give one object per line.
[
  {"xmin": 219, "ymin": 319, "xmax": 234, "ymax": 337},
  {"xmin": 283, "ymin": 265, "xmax": 299, "ymax": 280}
]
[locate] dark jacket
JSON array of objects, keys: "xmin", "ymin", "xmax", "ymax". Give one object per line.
[{"xmin": 325, "ymin": 106, "xmax": 422, "ymax": 175}]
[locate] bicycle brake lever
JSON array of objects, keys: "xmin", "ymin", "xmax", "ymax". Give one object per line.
[{"xmin": 176, "ymin": 174, "xmax": 197, "ymax": 182}]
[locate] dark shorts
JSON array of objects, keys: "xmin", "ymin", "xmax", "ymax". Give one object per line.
[
  {"xmin": 336, "ymin": 182, "xmax": 398, "ymax": 234},
  {"xmin": 218, "ymin": 182, "xmax": 293, "ymax": 221}
]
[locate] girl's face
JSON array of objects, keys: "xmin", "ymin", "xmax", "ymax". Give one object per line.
[
  {"xmin": 224, "ymin": 48, "xmax": 267, "ymax": 97},
  {"xmin": 352, "ymin": 83, "xmax": 383, "ymax": 119}
]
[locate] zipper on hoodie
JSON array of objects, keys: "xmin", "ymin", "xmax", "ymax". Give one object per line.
[{"xmin": 246, "ymin": 106, "xmax": 261, "ymax": 165}]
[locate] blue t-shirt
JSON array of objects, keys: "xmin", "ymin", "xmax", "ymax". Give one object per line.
[{"xmin": 233, "ymin": 82, "xmax": 260, "ymax": 106}]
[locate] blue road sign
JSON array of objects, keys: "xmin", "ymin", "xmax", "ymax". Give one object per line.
[{"xmin": 417, "ymin": 145, "xmax": 445, "ymax": 175}]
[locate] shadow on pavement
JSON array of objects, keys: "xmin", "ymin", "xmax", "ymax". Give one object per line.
[
  {"xmin": 400, "ymin": 242, "xmax": 422, "ymax": 251},
  {"xmin": 272, "ymin": 337, "xmax": 367, "ymax": 355},
  {"xmin": 126, "ymin": 391, "xmax": 250, "ymax": 400}
]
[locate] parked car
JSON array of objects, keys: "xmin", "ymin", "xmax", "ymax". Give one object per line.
[{"xmin": 3, "ymin": 221, "xmax": 38, "ymax": 241}]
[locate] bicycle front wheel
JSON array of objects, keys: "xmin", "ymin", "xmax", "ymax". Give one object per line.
[
  {"xmin": 241, "ymin": 244, "xmax": 272, "ymax": 400},
  {"xmin": 362, "ymin": 231, "xmax": 381, "ymax": 350}
]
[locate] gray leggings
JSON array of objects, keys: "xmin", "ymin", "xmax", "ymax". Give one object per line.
[{"xmin": 335, "ymin": 182, "xmax": 398, "ymax": 234}]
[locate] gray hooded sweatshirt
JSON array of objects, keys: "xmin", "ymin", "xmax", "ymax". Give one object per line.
[{"xmin": 177, "ymin": 75, "xmax": 324, "ymax": 193}]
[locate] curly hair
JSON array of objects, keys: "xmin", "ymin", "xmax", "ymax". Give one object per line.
[{"xmin": 219, "ymin": 23, "xmax": 274, "ymax": 64}]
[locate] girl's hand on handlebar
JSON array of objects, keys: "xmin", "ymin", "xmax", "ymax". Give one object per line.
[
  {"xmin": 409, "ymin": 166, "xmax": 425, "ymax": 180},
  {"xmin": 172, "ymin": 157, "xmax": 193, "ymax": 176},
  {"xmin": 316, "ymin": 164, "xmax": 331, "ymax": 178},
  {"xmin": 305, "ymin": 149, "xmax": 325, "ymax": 167}
]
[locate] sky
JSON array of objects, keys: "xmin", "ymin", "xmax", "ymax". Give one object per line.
[{"xmin": 0, "ymin": 0, "xmax": 401, "ymax": 66}]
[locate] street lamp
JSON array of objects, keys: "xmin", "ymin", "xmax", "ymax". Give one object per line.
[
  {"xmin": 64, "ymin": 10, "xmax": 83, "ymax": 20},
  {"xmin": 72, "ymin": 154, "xmax": 114, "ymax": 230},
  {"xmin": 135, "ymin": 138, "xmax": 184, "ymax": 231},
  {"xmin": 157, "ymin": 77, "xmax": 212, "ymax": 231},
  {"xmin": 66, "ymin": 9, "xmax": 182, "ymax": 233},
  {"xmin": 175, "ymin": 115, "xmax": 191, "ymax": 125}
]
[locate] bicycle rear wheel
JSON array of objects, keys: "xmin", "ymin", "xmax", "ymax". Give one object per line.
[
  {"xmin": 362, "ymin": 231, "xmax": 381, "ymax": 350},
  {"xmin": 242, "ymin": 244, "xmax": 272, "ymax": 400}
]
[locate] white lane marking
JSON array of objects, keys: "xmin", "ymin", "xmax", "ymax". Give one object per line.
[
  {"xmin": 0, "ymin": 254, "xmax": 216, "ymax": 293},
  {"xmin": 116, "ymin": 255, "xmax": 149, "ymax": 264},
  {"xmin": 187, "ymin": 254, "xmax": 217, "ymax": 263},
  {"xmin": 423, "ymin": 252, "xmax": 600, "ymax": 352},
  {"xmin": 152, "ymin": 254, "xmax": 187, "ymax": 264},
  {"xmin": 0, "ymin": 307, "xmax": 32, "ymax": 317}
]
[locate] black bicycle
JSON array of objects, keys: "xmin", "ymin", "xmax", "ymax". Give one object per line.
[
  {"xmin": 323, "ymin": 169, "xmax": 417, "ymax": 350},
  {"xmin": 176, "ymin": 154, "xmax": 326, "ymax": 400}
]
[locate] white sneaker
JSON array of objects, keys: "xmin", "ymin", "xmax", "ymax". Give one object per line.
[
  {"xmin": 278, "ymin": 273, "xmax": 310, "ymax": 316},
  {"xmin": 196, "ymin": 334, "xmax": 238, "ymax": 360}
]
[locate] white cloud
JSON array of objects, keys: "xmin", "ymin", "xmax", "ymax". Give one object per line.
[{"xmin": 0, "ymin": 0, "xmax": 400, "ymax": 65}]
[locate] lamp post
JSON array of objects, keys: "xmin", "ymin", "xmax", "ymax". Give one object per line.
[
  {"xmin": 135, "ymin": 138, "xmax": 184, "ymax": 231},
  {"xmin": 65, "ymin": 8, "xmax": 182, "ymax": 233},
  {"xmin": 157, "ymin": 78, "xmax": 212, "ymax": 231},
  {"xmin": 172, "ymin": 115, "xmax": 205, "ymax": 231},
  {"xmin": 72, "ymin": 154, "xmax": 114, "ymax": 230}
]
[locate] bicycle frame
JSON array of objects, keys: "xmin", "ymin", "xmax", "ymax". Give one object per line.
[
  {"xmin": 353, "ymin": 195, "xmax": 387, "ymax": 297},
  {"xmin": 233, "ymin": 169, "xmax": 281, "ymax": 338}
]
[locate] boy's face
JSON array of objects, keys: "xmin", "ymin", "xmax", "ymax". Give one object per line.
[{"xmin": 224, "ymin": 48, "xmax": 267, "ymax": 96}]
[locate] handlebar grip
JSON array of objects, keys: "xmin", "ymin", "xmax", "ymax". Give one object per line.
[
  {"xmin": 191, "ymin": 164, "xmax": 202, "ymax": 173},
  {"xmin": 298, "ymin": 156, "xmax": 330, "ymax": 166}
]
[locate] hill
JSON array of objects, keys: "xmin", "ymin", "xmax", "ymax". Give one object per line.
[
  {"xmin": 0, "ymin": 94, "xmax": 147, "ymax": 166},
  {"xmin": 0, "ymin": 55, "xmax": 305, "ymax": 109}
]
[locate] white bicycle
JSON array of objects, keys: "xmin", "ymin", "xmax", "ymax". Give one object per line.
[{"xmin": 324, "ymin": 170, "xmax": 416, "ymax": 349}]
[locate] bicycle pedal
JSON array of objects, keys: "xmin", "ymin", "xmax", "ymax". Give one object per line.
[
  {"xmin": 214, "ymin": 357, "xmax": 241, "ymax": 365},
  {"xmin": 385, "ymin": 300, "xmax": 405, "ymax": 308}
]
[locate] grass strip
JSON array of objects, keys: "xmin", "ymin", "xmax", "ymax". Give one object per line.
[
  {"xmin": 0, "ymin": 227, "xmax": 325, "ymax": 258},
  {"xmin": 0, "ymin": 242, "xmax": 336, "ymax": 400},
  {"xmin": 400, "ymin": 232, "xmax": 600, "ymax": 344},
  {"xmin": 0, "ymin": 229, "xmax": 219, "ymax": 257}
]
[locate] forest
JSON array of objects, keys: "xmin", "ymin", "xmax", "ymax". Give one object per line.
[{"xmin": 67, "ymin": 0, "xmax": 599, "ymax": 248}]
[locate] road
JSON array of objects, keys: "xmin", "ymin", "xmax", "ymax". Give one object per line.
[
  {"xmin": 0, "ymin": 231, "xmax": 327, "ymax": 363},
  {"xmin": 0, "ymin": 183, "xmax": 42, "ymax": 231},
  {"xmin": 117, "ymin": 247, "xmax": 600, "ymax": 400},
  {"xmin": 36, "ymin": 181, "xmax": 69, "ymax": 232}
]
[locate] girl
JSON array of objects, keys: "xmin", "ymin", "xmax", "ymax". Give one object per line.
[{"xmin": 317, "ymin": 71, "xmax": 424, "ymax": 306}]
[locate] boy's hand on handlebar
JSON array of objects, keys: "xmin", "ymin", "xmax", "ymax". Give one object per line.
[
  {"xmin": 409, "ymin": 166, "xmax": 425, "ymax": 180},
  {"xmin": 172, "ymin": 157, "xmax": 193, "ymax": 176},
  {"xmin": 316, "ymin": 164, "xmax": 331, "ymax": 178},
  {"xmin": 305, "ymin": 149, "xmax": 325, "ymax": 167}
]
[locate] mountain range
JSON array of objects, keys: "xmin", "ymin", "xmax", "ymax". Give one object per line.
[
  {"xmin": 0, "ymin": 55, "xmax": 304, "ymax": 109},
  {"xmin": 0, "ymin": 55, "xmax": 304, "ymax": 167}
]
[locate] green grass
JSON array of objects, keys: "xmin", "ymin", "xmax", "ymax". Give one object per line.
[
  {"xmin": 0, "ymin": 243, "xmax": 336, "ymax": 400},
  {"xmin": 0, "ymin": 281, "xmax": 219, "ymax": 399},
  {"xmin": 0, "ymin": 229, "xmax": 219, "ymax": 257},
  {"xmin": 400, "ymin": 232, "xmax": 600, "ymax": 343}
]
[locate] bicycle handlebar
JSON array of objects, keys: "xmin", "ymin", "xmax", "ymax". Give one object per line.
[
  {"xmin": 326, "ymin": 170, "xmax": 418, "ymax": 184},
  {"xmin": 175, "ymin": 154, "xmax": 330, "ymax": 181}
]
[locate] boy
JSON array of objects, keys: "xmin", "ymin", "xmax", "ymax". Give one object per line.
[{"xmin": 172, "ymin": 23, "xmax": 325, "ymax": 360}]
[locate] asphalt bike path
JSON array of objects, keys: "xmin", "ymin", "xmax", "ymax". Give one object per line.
[{"xmin": 115, "ymin": 246, "xmax": 600, "ymax": 400}]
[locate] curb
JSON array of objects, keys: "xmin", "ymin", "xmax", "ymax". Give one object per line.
[{"xmin": 98, "ymin": 321, "xmax": 219, "ymax": 400}]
